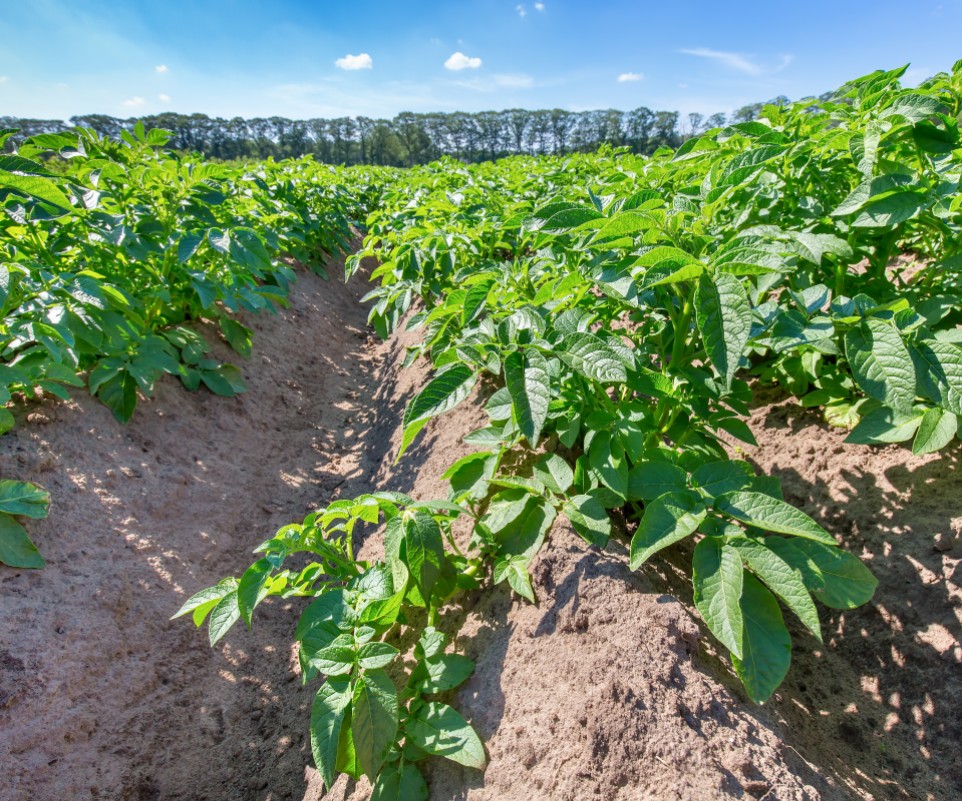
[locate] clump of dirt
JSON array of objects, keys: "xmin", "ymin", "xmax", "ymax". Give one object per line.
[{"xmin": 1, "ymin": 256, "xmax": 960, "ymax": 801}]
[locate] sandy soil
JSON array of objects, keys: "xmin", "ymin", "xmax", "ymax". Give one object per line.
[{"xmin": 1, "ymin": 256, "xmax": 959, "ymax": 801}]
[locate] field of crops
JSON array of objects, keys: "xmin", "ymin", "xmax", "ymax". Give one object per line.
[{"xmin": 1, "ymin": 63, "xmax": 961, "ymax": 801}]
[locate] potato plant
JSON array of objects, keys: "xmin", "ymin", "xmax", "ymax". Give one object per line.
[
  {"xmin": 0, "ymin": 478, "xmax": 50, "ymax": 567},
  {"xmin": 185, "ymin": 63, "xmax": 960, "ymax": 798},
  {"xmin": 1, "ymin": 124, "xmax": 384, "ymax": 562},
  {"xmin": 1, "ymin": 123, "xmax": 368, "ymax": 432}
]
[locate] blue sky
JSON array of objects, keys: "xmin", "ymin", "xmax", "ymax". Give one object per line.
[{"xmin": 1, "ymin": 0, "xmax": 960, "ymax": 121}]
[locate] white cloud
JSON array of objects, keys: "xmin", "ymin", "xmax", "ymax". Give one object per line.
[
  {"xmin": 680, "ymin": 48, "xmax": 793, "ymax": 76},
  {"xmin": 159, "ymin": 93, "xmax": 171, "ymax": 102},
  {"xmin": 494, "ymin": 73, "xmax": 534, "ymax": 88},
  {"xmin": 155, "ymin": 64, "xmax": 168, "ymax": 73},
  {"xmin": 776, "ymin": 54, "xmax": 794, "ymax": 71},
  {"xmin": 0, "ymin": 75, "xmax": 8, "ymax": 84},
  {"xmin": 516, "ymin": 4, "xmax": 527, "ymax": 17},
  {"xmin": 617, "ymin": 72, "xmax": 643, "ymax": 83},
  {"xmin": 535, "ymin": 1, "xmax": 545, "ymax": 9},
  {"xmin": 444, "ymin": 51, "xmax": 482, "ymax": 71},
  {"xmin": 335, "ymin": 52, "xmax": 373, "ymax": 70},
  {"xmin": 122, "ymin": 96, "xmax": 145, "ymax": 108}
]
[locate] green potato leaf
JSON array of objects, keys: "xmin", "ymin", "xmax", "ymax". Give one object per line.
[
  {"xmin": 693, "ymin": 538, "xmax": 745, "ymax": 659},
  {"xmin": 405, "ymin": 701, "xmax": 486, "ymax": 770}
]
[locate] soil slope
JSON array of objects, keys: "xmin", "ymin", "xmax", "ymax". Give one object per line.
[{"xmin": 1, "ymin": 257, "xmax": 959, "ymax": 801}]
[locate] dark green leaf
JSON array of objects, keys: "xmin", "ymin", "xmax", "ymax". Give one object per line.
[
  {"xmin": 0, "ymin": 480, "xmax": 50, "ymax": 519},
  {"xmin": 588, "ymin": 430, "xmax": 628, "ymax": 500},
  {"xmin": 208, "ymin": 590, "xmax": 241, "ymax": 646},
  {"xmin": 421, "ymin": 654, "xmax": 475, "ymax": 693},
  {"xmin": 560, "ymin": 332, "xmax": 628, "ymax": 383},
  {"xmin": 505, "ymin": 349, "xmax": 550, "ymax": 446},
  {"xmin": 911, "ymin": 340, "xmax": 962, "ymax": 416},
  {"xmin": 532, "ymin": 453, "xmax": 574, "ymax": 494},
  {"xmin": 912, "ymin": 408, "xmax": 957, "ymax": 455},
  {"xmin": 493, "ymin": 555, "xmax": 536, "ymax": 602},
  {"xmin": 0, "ymin": 513, "xmax": 44, "ymax": 568},
  {"xmin": 627, "ymin": 461, "xmax": 688, "ymax": 502},
  {"xmin": 237, "ymin": 558, "xmax": 272, "ymax": 627},
  {"xmin": 352, "ymin": 669, "xmax": 399, "ymax": 780},
  {"xmin": 562, "ymin": 493, "xmax": 611, "ymax": 547},
  {"xmin": 693, "ymin": 539, "xmax": 744, "ymax": 659},
  {"xmin": 629, "ymin": 490, "xmax": 706, "ymax": 569},
  {"xmin": 371, "ymin": 763, "xmax": 429, "ymax": 801},
  {"xmin": 311, "ymin": 677, "xmax": 352, "ymax": 791},
  {"xmin": 357, "ymin": 641, "xmax": 400, "ymax": 670},
  {"xmin": 695, "ymin": 272, "xmax": 751, "ymax": 390},
  {"xmin": 845, "ymin": 406, "xmax": 923, "ymax": 445},
  {"xmin": 844, "ymin": 319, "xmax": 916, "ymax": 410},
  {"xmin": 690, "ymin": 461, "xmax": 754, "ymax": 499},
  {"xmin": 732, "ymin": 573, "xmax": 792, "ymax": 703},
  {"xmin": 730, "ymin": 538, "xmax": 821, "ymax": 641},
  {"xmin": 403, "ymin": 512, "xmax": 445, "ymax": 603},
  {"xmin": 406, "ymin": 702, "xmax": 486, "ymax": 769},
  {"xmin": 714, "ymin": 491, "xmax": 836, "ymax": 545},
  {"xmin": 400, "ymin": 365, "xmax": 476, "ymax": 458},
  {"xmin": 851, "ymin": 190, "xmax": 929, "ymax": 228}
]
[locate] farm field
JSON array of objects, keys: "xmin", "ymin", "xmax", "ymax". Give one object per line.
[{"xmin": 1, "ymin": 63, "xmax": 961, "ymax": 801}]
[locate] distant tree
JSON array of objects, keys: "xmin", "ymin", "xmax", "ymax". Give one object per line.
[
  {"xmin": 549, "ymin": 109, "xmax": 574, "ymax": 154},
  {"xmin": 527, "ymin": 110, "xmax": 552, "ymax": 154},
  {"xmin": 505, "ymin": 109, "xmax": 530, "ymax": 154},
  {"xmin": 685, "ymin": 112, "xmax": 705, "ymax": 137},
  {"xmin": 624, "ymin": 107, "xmax": 655, "ymax": 153},
  {"xmin": 2, "ymin": 91, "xmax": 807, "ymax": 162},
  {"xmin": 653, "ymin": 111, "xmax": 680, "ymax": 149},
  {"xmin": 394, "ymin": 112, "xmax": 432, "ymax": 166},
  {"xmin": 704, "ymin": 112, "xmax": 727, "ymax": 130}
]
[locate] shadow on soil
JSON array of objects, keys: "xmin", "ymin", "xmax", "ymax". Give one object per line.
[{"xmin": 749, "ymin": 400, "xmax": 962, "ymax": 801}]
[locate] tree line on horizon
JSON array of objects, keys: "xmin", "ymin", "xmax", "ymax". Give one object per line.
[{"xmin": 1, "ymin": 97, "xmax": 799, "ymax": 165}]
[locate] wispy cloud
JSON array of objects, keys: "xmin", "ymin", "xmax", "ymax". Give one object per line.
[
  {"xmin": 535, "ymin": 1, "xmax": 545, "ymax": 9},
  {"xmin": 450, "ymin": 73, "xmax": 534, "ymax": 93},
  {"xmin": 159, "ymin": 93, "xmax": 171, "ymax": 102},
  {"xmin": 516, "ymin": 4, "xmax": 527, "ymax": 17},
  {"xmin": 444, "ymin": 51, "xmax": 482, "ymax": 71},
  {"xmin": 270, "ymin": 79, "xmax": 458, "ymax": 118},
  {"xmin": 617, "ymin": 72, "xmax": 643, "ymax": 83},
  {"xmin": 155, "ymin": 64, "xmax": 168, "ymax": 74},
  {"xmin": 495, "ymin": 73, "xmax": 534, "ymax": 88},
  {"xmin": 680, "ymin": 48, "xmax": 793, "ymax": 76},
  {"xmin": 335, "ymin": 52, "xmax": 373, "ymax": 70},
  {"xmin": 122, "ymin": 96, "xmax": 145, "ymax": 108},
  {"xmin": 0, "ymin": 75, "xmax": 9, "ymax": 84}
]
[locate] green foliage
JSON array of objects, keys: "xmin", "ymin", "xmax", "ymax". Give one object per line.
[
  {"xmin": 176, "ymin": 495, "xmax": 487, "ymax": 794},
  {"xmin": 180, "ymin": 62, "xmax": 962, "ymax": 793},
  {"xmin": 0, "ymin": 479, "xmax": 50, "ymax": 568},
  {"xmin": 0, "ymin": 127, "xmax": 363, "ymax": 428},
  {"xmin": 1, "ymin": 126, "xmax": 385, "ymax": 562}
]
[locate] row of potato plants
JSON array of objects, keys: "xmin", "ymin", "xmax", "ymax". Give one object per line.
[
  {"xmin": 187, "ymin": 62, "xmax": 955, "ymax": 798},
  {"xmin": 0, "ymin": 123, "xmax": 387, "ymax": 567}
]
